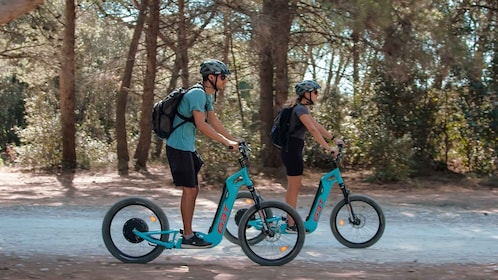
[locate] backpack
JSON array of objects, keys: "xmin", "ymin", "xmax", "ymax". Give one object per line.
[
  {"xmin": 270, "ymin": 105, "xmax": 296, "ymax": 149},
  {"xmin": 152, "ymin": 84, "xmax": 203, "ymax": 139}
]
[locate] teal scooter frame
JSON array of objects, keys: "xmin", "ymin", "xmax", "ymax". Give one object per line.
[
  {"xmin": 102, "ymin": 142, "xmax": 306, "ymax": 266},
  {"xmin": 225, "ymin": 144, "xmax": 385, "ymax": 248}
]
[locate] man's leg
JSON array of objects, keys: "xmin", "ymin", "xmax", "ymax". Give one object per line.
[{"xmin": 181, "ymin": 185, "xmax": 199, "ymax": 236}]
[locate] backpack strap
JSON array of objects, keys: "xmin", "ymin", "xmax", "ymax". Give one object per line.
[
  {"xmin": 172, "ymin": 83, "xmax": 205, "ymax": 131},
  {"xmin": 287, "ymin": 104, "xmax": 299, "ymax": 137}
]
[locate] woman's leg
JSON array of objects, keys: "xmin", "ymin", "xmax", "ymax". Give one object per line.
[{"xmin": 285, "ymin": 175, "xmax": 302, "ymax": 226}]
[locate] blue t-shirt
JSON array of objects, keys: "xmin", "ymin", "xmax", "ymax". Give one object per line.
[{"xmin": 166, "ymin": 87, "xmax": 213, "ymax": 151}]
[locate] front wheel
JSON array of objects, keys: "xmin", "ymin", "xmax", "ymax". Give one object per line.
[
  {"xmin": 224, "ymin": 191, "xmax": 269, "ymax": 245},
  {"xmin": 330, "ymin": 194, "xmax": 385, "ymax": 248},
  {"xmin": 102, "ymin": 197, "xmax": 169, "ymax": 263},
  {"xmin": 238, "ymin": 201, "xmax": 305, "ymax": 266}
]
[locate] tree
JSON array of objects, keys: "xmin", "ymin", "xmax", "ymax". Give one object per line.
[
  {"xmin": 133, "ymin": 0, "xmax": 160, "ymax": 172},
  {"xmin": 59, "ymin": 0, "xmax": 76, "ymax": 170},
  {"xmin": 0, "ymin": 0, "xmax": 44, "ymax": 25},
  {"xmin": 2, "ymin": 0, "xmax": 497, "ymax": 177},
  {"xmin": 115, "ymin": 0, "xmax": 147, "ymax": 175},
  {"xmin": 255, "ymin": 0, "xmax": 296, "ymax": 167}
]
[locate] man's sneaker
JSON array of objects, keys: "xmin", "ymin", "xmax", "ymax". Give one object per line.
[
  {"xmin": 285, "ymin": 224, "xmax": 298, "ymax": 234},
  {"xmin": 181, "ymin": 234, "xmax": 212, "ymax": 249}
]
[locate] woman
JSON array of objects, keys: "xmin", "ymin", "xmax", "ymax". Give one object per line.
[{"xmin": 281, "ymin": 80, "xmax": 343, "ymax": 233}]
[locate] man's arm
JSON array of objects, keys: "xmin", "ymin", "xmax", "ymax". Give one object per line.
[
  {"xmin": 206, "ymin": 110, "xmax": 237, "ymax": 141},
  {"xmin": 193, "ymin": 110, "xmax": 236, "ymax": 147}
]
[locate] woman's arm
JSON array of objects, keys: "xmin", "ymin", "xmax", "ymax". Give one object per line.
[
  {"xmin": 311, "ymin": 117, "xmax": 334, "ymax": 140},
  {"xmin": 299, "ymin": 114, "xmax": 333, "ymax": 152}
]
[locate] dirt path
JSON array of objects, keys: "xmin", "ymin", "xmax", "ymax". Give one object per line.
[{"xmin": 0, "ymin": 166, "xmax": 497, "ymax": 279}]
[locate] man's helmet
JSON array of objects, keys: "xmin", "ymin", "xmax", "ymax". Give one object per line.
[
  {"xmin": 200, "ymin": 59, "xmax": 231, "ymax": 76},
  {"xmin": 295, "ymin": 80, "xmax": 321, "ymax": 96}
]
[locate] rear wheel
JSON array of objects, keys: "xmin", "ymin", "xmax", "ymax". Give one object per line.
[
  {"xmin": 330, "ymin": 194, "xmax": 385, "ymax": 248},
  {"xmin": 238, "ymin": 201, "xmax": 305, "ymax": 266},
  {"xmin": 102, "ymin": 197, "xmax": 169, "ymax": 263}
]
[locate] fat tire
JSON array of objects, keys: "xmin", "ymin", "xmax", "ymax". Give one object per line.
[{"xmin": 102, "ymin": 197, "xmax": 169, "ymax": 263}]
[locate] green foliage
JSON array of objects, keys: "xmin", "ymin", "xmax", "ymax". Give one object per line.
[
  {"xmin": 16, "ymin": 91, "xmax": 63, "ymax": 168},
  {"xmin": 368, "ymin": 132, "xmax": 414, "ymax": 182},
  {"xmin": 16, "ymin": 86, "xmax": 117, "ymax": 170},
  {"xmin": 0, "ymin": 75, "xmax": 27, "ymax": 148},
  {"xmin": 1, "ymin": 0, "xmax": 497, "ymax": 181},
  {"xmin": 453, "ymin": 83, "xmax": 497, "ymax": 174},
  {"xmin": 76, "ymin": 133, "xmax": 116, "ymax": 169},
  {"xmin": 348, "ymin": 102, "xmax": 415, "ymax": 182}
]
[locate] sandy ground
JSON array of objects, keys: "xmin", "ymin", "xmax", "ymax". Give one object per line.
[{"xmin": 0, "ymin": 165, "xmax": 497, "ymax": 279}]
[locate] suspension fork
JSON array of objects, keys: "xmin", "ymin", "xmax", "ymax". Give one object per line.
[
  {"xmin": 339, "ymin": 182, "xmax": 357, "ymax": 219},
  {"xmin": 339, "ymin": 182, "xmax": 350, "ymax": 202},
  {"xmin": 247, "ymin": 185, "xmax": 274, "ymax": 236}
]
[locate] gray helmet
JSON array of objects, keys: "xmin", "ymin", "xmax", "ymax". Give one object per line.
[
  {"xmin": 295, "ymin": 80, "xmax": 321, "ymax": 96},
  {"xmin": 200, "ymin": 59, "xmax": 231, "ymax": 76}
]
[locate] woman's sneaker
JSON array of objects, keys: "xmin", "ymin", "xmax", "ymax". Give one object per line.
[
  {"xmin": 181, "ymin": 234, "xmax": 212, "ymax": 248},
  {"xmin": 285, "ymin": 224, "xmax": 298, "ymax": 234}
]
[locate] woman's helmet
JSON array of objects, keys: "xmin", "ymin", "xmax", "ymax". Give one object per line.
[
  {"xmin": 200, "ymin": 59, "xmax": 231, "ymax": 77},
  {"xmin": 295, "ymin": 80, "xmax": 321, "ymax": 96}
]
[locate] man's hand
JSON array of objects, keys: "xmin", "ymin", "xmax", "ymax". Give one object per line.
[{"xmin": 227, "ymin": 140, "xmax": 239, "ymax": 151}]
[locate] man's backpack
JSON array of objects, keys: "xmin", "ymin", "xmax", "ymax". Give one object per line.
[
  {"xmin": 270, "ymin": 105, "xmax": 296, "ymax": 149},
  {"xmin": 152, "ymin": 84, "xmax": 203, "ymax": 139}
]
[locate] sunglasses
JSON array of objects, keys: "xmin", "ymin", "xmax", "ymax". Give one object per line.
[
  {"xmin": 311, "ymin": 90, "xmax": 319, "ymax": 95},
  {"xmin": 220, "ymin": 74, "xmax": 228, "ymax": 80}
]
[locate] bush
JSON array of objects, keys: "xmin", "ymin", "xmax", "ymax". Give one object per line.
[{"xmin": 368, "ymin": 132, "xmax": 414, "ymax": 182}]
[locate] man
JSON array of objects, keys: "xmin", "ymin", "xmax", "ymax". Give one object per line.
[{"xmin": 166, "ymin": 59, "xmax": 239, "ymax": 248}]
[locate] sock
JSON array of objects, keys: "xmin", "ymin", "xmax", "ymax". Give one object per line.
[{"xmin": 184, "ymin": 233, "xmax": 194, "ymax": 239}]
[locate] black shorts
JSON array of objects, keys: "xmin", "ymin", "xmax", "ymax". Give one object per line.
[
  {"xmin": 281, "ymin": 137, "xmax": 305, "ymax": 176},
  {"xmin": 166, "ymin": 146, "xmax": 204, "ymax": 188}
]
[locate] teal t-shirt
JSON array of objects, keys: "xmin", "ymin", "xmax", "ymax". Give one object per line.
[{"xmin": 166, "ymin": 87, "xmax": 213, "ymax": 151}]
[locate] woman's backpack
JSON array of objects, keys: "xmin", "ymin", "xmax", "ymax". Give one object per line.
[{"xmin": 270, "ymin": 105, "xmax": 296, "ymax": 149}]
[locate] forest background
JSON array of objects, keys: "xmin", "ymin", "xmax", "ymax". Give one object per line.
[{"xmin": 0, "ymin": 0, "xmax": 497, "ymax": 185}]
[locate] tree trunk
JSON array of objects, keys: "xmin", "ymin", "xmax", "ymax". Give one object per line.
[
  {"xmin": 258, "ymin": 0, "xmax": 295, "ymax": 167},
  {"xmin": 255, "ymin": 0, "xmax": 275, "ymax": 167},
  {"xmin": 216, "ymin": 11, "xmax": 231, "ymax": 108},
  {"xmin": 133, "ymin": 0, "xmax": 160, "ymax": 172},
  {"xmin": 178, "ymin": 0, "xmax": 189, "ymax": 87},
  {"xmin": 59, "ymin": 0, "xmax": 76, "ymax": 170},
  {"xmin": 116, "ymin": 0, "xmax": 147, "ymax": 176},
  {"xmin": 272, "ymin": 0, "xmax": 294, "ymax": 112},
  {"xmin": 0, "ymin": 0, "xmax": 44, "ymax": 25},
  {"xmin": 351, "ymin": 30, "xmax": 360, "ymax": 109}
]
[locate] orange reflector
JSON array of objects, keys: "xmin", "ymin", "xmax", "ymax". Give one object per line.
[
  {"xmin": 280, "ymin": 246, "xmax": 288, "ymax": 252},
  {"xmin": 245, "ymin": 199, "xmax": 252, "ymax": 204},
  {"xmin": 149, "ymin": 216, "xmax": 157, "ymax": 222},
  {"xmin": 339, "ymin": 219, "xmax": 345, "ymax": 226}
]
